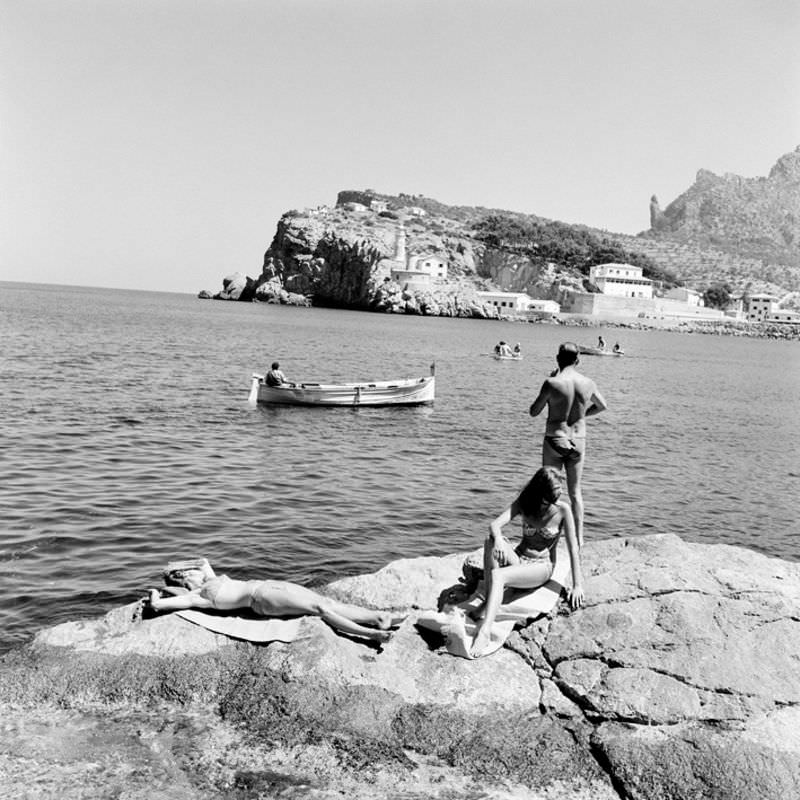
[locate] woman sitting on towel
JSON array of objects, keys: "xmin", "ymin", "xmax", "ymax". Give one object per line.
[
  {"xmin": 147, "ymin": 558, "xmax": 402, "ymax": 643},
  {"xmin": 470, "ymin": 466, "xmax": 584, "ymax": 657}
]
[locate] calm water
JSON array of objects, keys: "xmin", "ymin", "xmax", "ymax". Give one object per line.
[{"xmin": 1, "ymin": 281, "xmax": 799, "ymax": 653}]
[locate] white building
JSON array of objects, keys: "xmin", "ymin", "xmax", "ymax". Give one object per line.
[
  {"xmin": 525, "ymin": 299, "xmax": 561, "ymax": 320},
  {"xmin": 745, "ymin": 294, "xmax": 777, "ymax": 322},
  {"xmin": 477, "ymin": 291, "xmax": 536, "ymax": 314},
  {"xmin": 765, "ymin": 309, "xmax": 800, "ymax": 324},
  {"xmin": 664, "ymin": 287, "xmax": 703, "ymax": 306},
  {"xmin": 408, "ymin": 253, "xmax": 448, "ymax": 280},
  {"xmin": 590, "ymin": 263, "xmax": 653, "ymax": 299},
  {"xmin": 389, "ymin": 269, "xmax": 430, "ymax": 288}
]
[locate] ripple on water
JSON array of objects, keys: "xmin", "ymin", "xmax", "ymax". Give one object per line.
[{"xmin": 1, "ymin": 286, "xmax": 799, "ymax": 653}]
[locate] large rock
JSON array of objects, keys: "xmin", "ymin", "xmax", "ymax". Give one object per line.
[
  {"xmin": 1, "ymin": 534, "xmax": 799, "ymax": 799},
  {"xmin": 214, "ymin": 271, "xmax": 256, "ymax": 301}
]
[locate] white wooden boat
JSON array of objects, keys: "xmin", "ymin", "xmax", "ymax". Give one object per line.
[
  {"xmin": 248, "ymin": 364, "xmax": 435, "ymax": 407},
  {"xmin": 493, "ymin": 353, "xmax": 523, "ymax": 361},
  {"xmin": 578, "ymin": 345, "xmax": 624, "ymax": 357}
]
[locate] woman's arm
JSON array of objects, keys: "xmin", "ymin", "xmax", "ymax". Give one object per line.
[
  {"xmin": 149, "ymin": 588, "xmax": 214, "ymax": 612},
  {"xmin": 560, "ymin": 500, "xmax": 584, "ymax": 610},
  {"xmin": 488, "ymin": 501, "xmax": 519, "ymax": 563}
]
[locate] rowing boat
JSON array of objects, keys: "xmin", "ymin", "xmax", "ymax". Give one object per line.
[
  {"xmin": 493, "ymin": 354, "xmax": 523, "ymax": 361},
  {"xmin": 248, "ymin": 364, "xmax": 435, "ymax": 406},
  {"xmin": 578, "ymin": 345, "xmax": 625, "ymax": 357}
]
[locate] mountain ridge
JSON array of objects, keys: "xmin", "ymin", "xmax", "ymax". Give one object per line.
[{"xmin": 207, "ymin": 147, "xmax": 800, "ymax": 309}]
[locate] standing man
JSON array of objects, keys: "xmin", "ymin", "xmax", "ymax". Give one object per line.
[{"xmin": 529, "ymin": 342, "xmax": 607, "ymax": 547}]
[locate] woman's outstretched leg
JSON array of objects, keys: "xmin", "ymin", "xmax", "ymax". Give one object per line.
[
  {"xmin": 315, "ymin": 600, "xmax": 393, "ymax": 643},
  {"xmin": 470, "ymin": 561, "xmax": 552, "ymax": 657},
  {"xmin": 318, "ymin": 597, "xmax": 405, "ymax": 630},
  {"xmin": 254, "ymin": 582, "xmax": 394, "ymax": 642}
]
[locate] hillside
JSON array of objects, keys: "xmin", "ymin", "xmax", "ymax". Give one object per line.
[
  {"xmin": 245, "ymin": 197, "xmax": 672, "ymax": 316},
  {"xmin": 647, "ymin": 146, "xmax": 800, "ymax": 268},
  {"xmin": 207, "ymin": 147, "xmax": 800, "ymax": 310},
  {"xmin": 627, "ymin": 144, "xmax": 800, "ymax": 297}
]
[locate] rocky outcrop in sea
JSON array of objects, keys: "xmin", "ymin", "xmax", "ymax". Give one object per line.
[
  {"xmin": 198, "ymin": 199, "xmax": 590, "ymax": 317},
  {"xmin": 2, "ymin": 534, "xmax": 799, "ymax": 799}
]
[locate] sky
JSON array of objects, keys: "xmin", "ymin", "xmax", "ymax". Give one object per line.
[{"xmin": 2, "ymin": 0, "xmax": 799, "ymax": 294}]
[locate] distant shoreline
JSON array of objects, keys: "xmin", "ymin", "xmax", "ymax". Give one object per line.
[{"xmin": 531, "ymin": 314, "xmax": 800, "ymax": 341}]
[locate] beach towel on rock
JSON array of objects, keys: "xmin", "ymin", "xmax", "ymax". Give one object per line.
[
  {"xmin": 416, "ymin": 546, "xmax": 570, "ymax": 659},
  {"xmin": 175, "ymin": 609, "xmax": 302, "ymax": 643}
]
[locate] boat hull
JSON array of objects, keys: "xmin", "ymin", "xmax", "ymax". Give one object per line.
[
  {"xmin": 252, "ymin": 375, "xmax": 435, "ymax": 406},
  {"xmin": 578, "ymin": 346, "xmax": 624, "ymax": 357},
  {"xmin": 493, "ymin": 354, "xmax": 523, "ymax": 361}
]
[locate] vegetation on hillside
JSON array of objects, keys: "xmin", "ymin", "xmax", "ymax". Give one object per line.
[
  {"xmin": 702, "ymin": 283, "xmax": 733, "ymax": 309},
  {"xmin": 338, "ymin": 178, "xmax": 800, "ymax": 296},
  {"xmin": 473, "ymin": 214, "xmax": 681, "ymax": 287}
]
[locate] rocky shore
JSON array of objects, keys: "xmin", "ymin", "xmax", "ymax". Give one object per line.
[
  {"xmin": 200, "ymin": 270, "xmax": 800, "ymax": 342},
  {"xmin": 554, "ymin": 316, "xmax": 800, "ymax": 341},
  {"xmin": 3, "ymin": 534, "xmax": 799, "ymax": 799}
]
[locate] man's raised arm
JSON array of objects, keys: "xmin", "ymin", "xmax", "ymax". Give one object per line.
[
  {"xmin": 585, "ymin": 386, "xmax": 608, "ymax": 418},
  {"xmin": 529, "ymin": 381, "xmax": 551, "ymax": 417}
]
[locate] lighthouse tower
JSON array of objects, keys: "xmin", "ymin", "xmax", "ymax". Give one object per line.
[{"xmin": 394, "ymin": 221, "xmax": 407, "ymax": 266}]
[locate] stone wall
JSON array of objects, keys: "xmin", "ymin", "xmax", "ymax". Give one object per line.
[{"xmin": 563, "ymin": 292, "xmax": 726, "ymax": 320}]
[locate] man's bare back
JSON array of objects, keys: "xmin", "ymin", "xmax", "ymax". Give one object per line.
[
  {"xmin": 529, "ymin": 343, "xmax": 608, "ymax": 547},
  {"xmin": 534, "ymin": 369, "xmax": 604, "ymax": 438}
]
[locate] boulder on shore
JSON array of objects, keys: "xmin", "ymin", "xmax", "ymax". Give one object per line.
[
  {"xmin": 1, "ymin": 533, "xmax": 799, "ymax": 799},
  {"xmin": 214, "ymin": 271, "xmax": 255, "ymax": 301}
]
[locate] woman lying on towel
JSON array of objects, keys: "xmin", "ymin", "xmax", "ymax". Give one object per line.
[
  {"xmin": 148, "ymin": 558, "xmax": 403, "ymax": 643},
  {"xmin": 470, "ymin": 466, "xmax": 585, "ymax": 657}
]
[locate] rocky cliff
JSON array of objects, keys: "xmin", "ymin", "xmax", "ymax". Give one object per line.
[
  {"xmin": 647, "ymin": 146, "xmax": 800, "ymax": 267},
  {"xmin": 2, "ymin": 534, "xmax": 799, "ymax": 799},
  {"xmin": 203, "ymin": 147, "xmax": 800, "ymax": 308},
  {"xmin": 205, "ymin": 200, "xmax": 638, "ymax": 317}
]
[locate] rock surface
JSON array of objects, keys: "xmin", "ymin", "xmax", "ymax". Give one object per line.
[
  {"xmin": 648, "ymin": 146, "xmax": 800, "ymax": 268},
  {"xmin": 2, "ymin": 534, "xmax": 799, "ymax": 799}
]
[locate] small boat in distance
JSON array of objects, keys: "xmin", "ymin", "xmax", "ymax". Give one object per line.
[
  {"xmin": 248, "ymin": 364, "xmax": 435, "ymax": 407},
  {"xmin": 493, "ymin": 353, "xmax": 524, "ymax": 361},
  {"xmin": 578, "ymin": 345, "xmax": 625, "ymax": 357}
]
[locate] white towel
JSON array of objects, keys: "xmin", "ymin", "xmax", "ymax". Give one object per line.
[
  {"xmin": 416, "ymin": 547, "xmax": 570, "ymax": 659},
  {"xmin": 176, "ymin": 609, "xmax": 302, "ymax": 643}
]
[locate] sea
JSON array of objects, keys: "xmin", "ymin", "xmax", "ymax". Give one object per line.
[{"xmin": 1, "ymin": 281, "xmax": 799, "ymax": 655}]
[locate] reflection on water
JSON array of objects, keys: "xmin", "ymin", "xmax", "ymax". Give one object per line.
[{"xmin": 1, "ymin": 281, "xmax": 799, "ymax": 652}]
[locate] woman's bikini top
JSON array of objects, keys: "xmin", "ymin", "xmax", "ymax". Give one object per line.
[
  {"xmin": 198, "ymin": 575, "xmax": 228, "ymax": 607},
  {"xmin": 199, "ymin": 575, "xmax": 255, "ymax": 609},
  {"xmin": 517, "ymin": 519, "xmax": 561, "ymax": 557}
]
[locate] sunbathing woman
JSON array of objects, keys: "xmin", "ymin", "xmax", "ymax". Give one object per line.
[
  {"xmin": 148, "ymin": 558, "xmax": 403, "ymax": 643},
  {"xmin": 470, "ymin": 467, "xmax": 584, "ymax": 657}
]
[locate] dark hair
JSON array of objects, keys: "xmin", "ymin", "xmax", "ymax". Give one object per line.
[
  {"xmin": 556, "ymin": 342, "xmax": 579, "ymax": 369},
  {"xmin": 271, "ymin": 361, "xmax": 280, "ymax": 370},
  {"xmin": 163, "ymin": 558, "xmax": 209, "ymax": 588},
  {"xmin": 516, "ymin": 467, "xmax": 562, "ymax": 516}
]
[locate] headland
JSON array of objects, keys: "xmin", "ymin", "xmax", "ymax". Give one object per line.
[{"xmin": 200, "ymin": 147, "xmax": 800, "ymax": 342}]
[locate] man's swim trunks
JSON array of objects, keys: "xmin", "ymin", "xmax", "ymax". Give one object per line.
[{"xmin": 543, "ymin": 433, "xmax": 585, "ymax": 464}]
